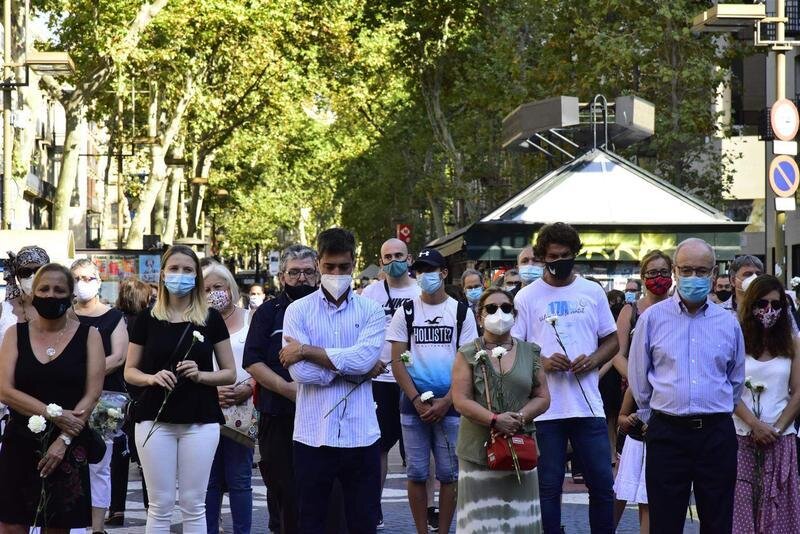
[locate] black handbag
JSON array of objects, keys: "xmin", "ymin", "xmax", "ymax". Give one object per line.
[{"xmin": 86, "ymin": 428, "xmax": 107, "ymax": 464}]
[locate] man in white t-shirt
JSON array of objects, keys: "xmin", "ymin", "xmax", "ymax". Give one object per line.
[
  {"xmin": 360, "ymin": 238, "xmax": 420, "ymax": 529},
  {"xmin": 512, "ymin": 222, "xmax": 619, "ymax": 534},
  {"xmin": 388, "ymin": 248, "xmax": 478, "ymax": 534}
]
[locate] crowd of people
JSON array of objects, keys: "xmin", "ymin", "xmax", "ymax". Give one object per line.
[{"xmin": 0, "ymin": 221, "xmax": 799, "ymax": 534}]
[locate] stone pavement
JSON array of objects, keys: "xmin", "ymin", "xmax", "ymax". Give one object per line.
[{"xmin": 105, "ymin": 446, "xmax": 700, "ymax": 533}]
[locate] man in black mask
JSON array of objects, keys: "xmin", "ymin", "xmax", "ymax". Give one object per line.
[
  {"xmin": 244, "ymin": 245, "xmax": 320, "ymax": 534},
  {"xmin": 511, "ymin": 222, "xmax": 619, "ymax": 534},
  {"xmin": 710, "ymin": 273, "xmax": 732, "ymax": 306}
]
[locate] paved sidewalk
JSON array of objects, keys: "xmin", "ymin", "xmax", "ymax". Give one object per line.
[{"xmin": 105, "ymin": 447, "xmax": 700, "ymax": 533}]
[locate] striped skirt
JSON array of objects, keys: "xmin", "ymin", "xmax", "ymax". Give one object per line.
[
  {"xmin": 732, "ymin": 434, "xmax": 800, "ymax": 534},
  {"xmin": 455, "ymin": 458, "xmax": 542, "ymax": 533}
]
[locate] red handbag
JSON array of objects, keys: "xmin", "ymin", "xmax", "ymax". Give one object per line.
[{"xmin": 480, "ymin": 356, "xmax": 539, "ymax": 472}]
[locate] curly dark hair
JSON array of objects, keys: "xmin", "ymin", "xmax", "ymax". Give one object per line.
[
  {"xmin": 317, "ymin": 228, "xmax": 356, "ymax": 260},
  {"xmin": 739, "ymin": 275, "xmax": 795, "ymax": 359},
  {"xmin": 534, "ymin": 222, "xmax": 582, "ymax": 258}
]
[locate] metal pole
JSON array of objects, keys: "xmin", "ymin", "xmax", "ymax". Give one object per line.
[
  {"xmin": 2, "ymin": 0, "xmax": 13, "ymax": 229},
  {"xmin": 775, "ymin": 0, "xmax": 788, "ymax": 283}
]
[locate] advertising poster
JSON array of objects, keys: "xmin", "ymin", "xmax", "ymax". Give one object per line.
[{"xmin": 138, "ymin": 255, "xmax": 160, "ymax": 284}]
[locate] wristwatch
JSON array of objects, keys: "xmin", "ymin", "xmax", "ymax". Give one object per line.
[{"xmin": 58, "ymin": 433, "xmax": 72, "ymax": 446}]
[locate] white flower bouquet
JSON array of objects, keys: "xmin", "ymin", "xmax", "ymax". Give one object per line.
[{"xmin": 89, "ymin": 391, "xmax": 131, "ymax": 440}]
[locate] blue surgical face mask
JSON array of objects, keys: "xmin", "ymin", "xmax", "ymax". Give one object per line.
[
  {"xmin": 624, "ymin": 291, "xmax": 637, "ymax": 303},
  {"xmin": 383, "ymin": 260, "xmax": 409, "ymax": 278},
  {"xmin": 519, "ymin": 264, "xmax": 543, "ymax": 284},
  {"xmin": 164, "ymin": 273, "xmax": 196, "ymax": 297},
  {"xmin": 465, "ymin": 287, "xmax": 483, "ymax": 303},
  {"xmin": 417, "ymin": 272, "xmax": 443, "ymax": 294},
  {"xmin": 677, "ymin": 275, "xmax": 712, "ymax": 304}
]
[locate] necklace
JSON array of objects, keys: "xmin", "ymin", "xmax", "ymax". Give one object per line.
[
  {"xmin": 223, "ymin": 306, "xmax": 236, "ymax": 320},
  {"xmin": 482, "ymin": 338, "xmax": 514, "ymax": 350},
  {"xmin": 41, "ymin": 321, "xmax": 69, "ymax": 361}
]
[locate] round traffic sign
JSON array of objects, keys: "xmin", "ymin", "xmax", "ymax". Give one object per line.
[
  {"xmin": 771, "ymin": 99, "xmax": 800, "ymax": 141},
  {"xmin": 769, "ymin": 155, "xmax": 800, "ymax": 198}
]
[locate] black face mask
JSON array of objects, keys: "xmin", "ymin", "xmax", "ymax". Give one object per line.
[
  {"xmin": 715, "ymin": 290, "xmax": 732, "ymax": 302},
  {"xmin": 546, "ymin": 257, "xmax": 575, "ymax": 280},
  {"xmin": 284, "ymin": 283, "xmax": 317, "ymax": 301},
  {"xmin": 32, "ymin": 296, "xmax": 72, "ymax": 320}
]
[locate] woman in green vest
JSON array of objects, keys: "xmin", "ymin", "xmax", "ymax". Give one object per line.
[{"xmin": 452, "ymin": 287, "xmax": 550, "ymax": 533}]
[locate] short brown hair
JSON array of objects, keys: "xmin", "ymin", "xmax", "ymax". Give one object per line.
[
  {"xmin": 640, "ymin": 250, "xmax": 672, "ymax": 278},
  {"xmin": 32, "ymin": 263, "xmax": 74, "ymax": 295},
  {"xmin": 116, "ymin": 278, "xmax": 151, "ymax": 316}
]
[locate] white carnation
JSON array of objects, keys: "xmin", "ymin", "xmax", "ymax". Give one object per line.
[
  {"xmin": 28, "ymin": 415, "xmax": 47, "ymax": 434},
  {"xmin": 45, "ymin": 403, "xmax": 63, "ymax": 418},
  {"xmin": 107, "ymin": 408, "xmax": 123, "ymax": 419},
  {"xmin": 192, "ymin": 331, "xmax": 205, "ymax": 343},
  {"xmin": 545, "ymin": 316, "xmax": 558, "ymax": 326},
  {"xmin": 420, "ymin": 391, "xmax": 434, "ymax": 403},
  {"xmin": 491, "ymin": 347, "xmax": 508, "ymax": 359}
]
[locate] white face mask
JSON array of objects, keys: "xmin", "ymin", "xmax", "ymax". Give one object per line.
[
  {"xmin": 75, "ymin": 279, "xmax": 100, "ymax": 302},
  {"xmin": 18, "ymin": 276, "xmax": 34, "ymax": 296},
  {"xmin": 249, "ymin": 295, "xmax": 265, "ymax": 308},
  {"xmin": 321, "ymin": 274, "xmax": 352, "ymax": 300},
  {"xmin": 741, "ymin": 273, "xmax": 757, "ymax": 293},
  {"xmin": 483, "ymin": 311, "xmax": 515, "ymax": 335}
]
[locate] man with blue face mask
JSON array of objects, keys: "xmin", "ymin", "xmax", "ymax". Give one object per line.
[
  {"xmin": 360, "ymin": 238, "xmax": 420, "ymax": 529},
  {"xmin": 388, "ymin": 248, "xmax": 478, "ymax": 534},
  {"xmin": 518, "ymin": 245, "xmax": 545, "ymax": 289},
  {"xmin": 628, "ymin": 238, "xmax": 745, "ymax": 534}
]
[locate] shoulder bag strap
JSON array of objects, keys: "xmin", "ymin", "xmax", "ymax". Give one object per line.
[
  {"xmin": 165, "ymin": 322, "xmax": 193, "ymax": 370},
  {"xmin": 384, "ymin": 279, "xmax": 395, "ymax": 315},
  {"xmin": 455, "ymin": 301, "xmax": 468, "ymax": 346},
  {"xmin": 403, "ymin": 300, "xmax": 415, "ymax": 347}
]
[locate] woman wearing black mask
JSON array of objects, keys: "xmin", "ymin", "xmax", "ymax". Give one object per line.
[{"xmin": 0, "ymin": 263, "xmax": 105, "ymax": 531}]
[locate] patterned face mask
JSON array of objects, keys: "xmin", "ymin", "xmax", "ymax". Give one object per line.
[
  {"xmin": 207, "ymin": 289, "xmax": 231, "ymax": 311},
  {"xmin": 753, "ymin": 306, "xmax": 781, "ymax": 329}
]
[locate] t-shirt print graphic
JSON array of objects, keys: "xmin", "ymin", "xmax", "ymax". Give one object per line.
[
  {"xmin": 413, "ymin": 323, "xmax": 454, "ymax": 344},
  {"xmin": 383, "ymin": 297, "xmax": 412, "ymax": 316}
]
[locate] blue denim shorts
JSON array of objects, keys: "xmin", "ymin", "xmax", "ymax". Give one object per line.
[{"xmin": 400, "ymin": 413, "xmax": 459, "ymax": 483}]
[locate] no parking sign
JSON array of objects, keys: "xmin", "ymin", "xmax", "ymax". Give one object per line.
[{"xmin": 769, "ymin": 155, "xmax": 800, "ymax": 198}]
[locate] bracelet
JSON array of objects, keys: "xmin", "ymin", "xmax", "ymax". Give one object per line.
[
  {"xmin": 411, "ymin": 393, "xmax": 421, "ymax": 404},
  {"xmin": 490, "ymin": 414, "xmax": 498, "ymax": 428},
  {"xmin": 518, "ymin": 411, "xmax": 526, "ymax": 424}
]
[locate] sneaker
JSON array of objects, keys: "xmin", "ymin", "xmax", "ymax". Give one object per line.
[
  {"xmin": 427, "ymin": 506, "xmax": 439, "ymax": 532},
  {"xmin": 376, "ymin": 518, "xmax": 385, "ymax": 530}
]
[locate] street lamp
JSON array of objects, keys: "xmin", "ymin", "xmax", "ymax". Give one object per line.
[{"xmin": 691, "ymin": 1, "xmax": 799, "ymax": 283}]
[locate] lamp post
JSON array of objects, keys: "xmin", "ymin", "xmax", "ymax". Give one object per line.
[{"xmin": 692, "ymin": 1, "xmax": 798, "ymax": 284}]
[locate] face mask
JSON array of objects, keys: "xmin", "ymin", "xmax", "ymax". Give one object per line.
[
  {"xmin": 74, "ymin": 280, "xmax": 100, "ymax": 302},
  {"xmin": 677, "ymin": 275, "xmax": 712, "ymax": 304},
  {"xmin": 249, "ymin": 295, "xmax": 265, "ymax": 308},
  {"xmin": 753, "ymin": 306, "xmax": 782, "ymax": 329},
  {"xmin": 383, "ymin": 260, "xmax": 409, "ymax": 278},
  {"xmin": 503, "ymin": 284, "xmax": 520, "ymax": 293},
  {"xmin": 18, "ymin": 276, "xmax": 34, "ymax": 296},
  {"xmin": 519, "ymin": 265, "xmax": 543, "ymax": 284},
  {"xmin": 465, "ymin": 287, "xmax": 483, "ymax": 303},
  {"xmin": 321, "ymin": 274, "xmax": 352, "ymax": 300},
  {"xmin": 546, "ymin": 257, "xmax": 575, "ymax": 280},
  {"xmin": 32, "ymin": 296, "xmax": 72, "ymax": 320},
  {"xmin": 164, "ymin": 273, "xmax": 196, "ymax": 297},
  {"xmin": 645, "ymin": 275, "xmax": 672, "ymax": 296},
  {"xmin": 624, "ymin": 291, "xmax": 637, "ymax": 303},
  {"xmin": 715, "ymin": 290, "xmax": 732, "ymax": 302},
  {"xmin": 483, "ymin": 310, "xmax": 515, "ymax": 335},
  {"xmin": 285, "ymin": 283, "xmax": 317, "ymax": 301},
  {"xmin": 741, "ymin": 274, "xmax": 757, "ymax": 293},
  {"xmin": 417, "ymin": 272, "xmax": 443, "ymax": 294},
  {"xmin": 207, "ymin": 290, "xmax": 231, "ymax": 311}
]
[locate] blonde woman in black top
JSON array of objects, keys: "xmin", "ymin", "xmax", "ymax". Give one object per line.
[{"xmin": 124, "ymin": 245, "xmax": 236, "ymax": 534}]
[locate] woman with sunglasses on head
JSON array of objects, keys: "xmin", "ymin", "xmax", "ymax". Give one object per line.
[
  {"xmin": 731, "ymin": 275, "xmax": 800, "ymax": 534},
  {"xmin": 452, "ymin": 287, "xmax": 550, "ymax": 533},
  {"xmin": 124, "ymin": 245, "xmax": 236, "ymax": 534},
  {"xmin": 70, "ymin": 259, "xmax": 129, "ymax": 534}
]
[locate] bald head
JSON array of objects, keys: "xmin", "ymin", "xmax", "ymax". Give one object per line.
[
  {"xmin": 381, "ymin": 238, "xmax": 409, "ymax": 258},
  {"xmin": 673, "ymin": 238, "xmax": 715, "ymax": 266},
  {"xmin": 380, "ymin": 238, "xmax": 411, "ymax": 279}
]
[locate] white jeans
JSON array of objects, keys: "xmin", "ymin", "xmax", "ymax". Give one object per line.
[{"xmin": 135, "ymin": 421, "xmax": 220, "ymax": 534}]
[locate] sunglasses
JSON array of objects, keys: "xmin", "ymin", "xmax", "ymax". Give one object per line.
[
  {"xmin": 16, "ymin": 266, "xmax": 41, "ymax": 279},
  {"xmin": 754, "ymin": 299, "xmax": 784, "ymax": 310},
  {"xmin": 483, "ymin": 303, "xmax": 514, "ymax": 315}
]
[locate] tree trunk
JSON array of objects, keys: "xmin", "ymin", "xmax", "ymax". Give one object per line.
[
  {"xmin": 152, "ymin": 179, "xmax": 168, "ymax": 236},
  {"xmin": 51, "ymin": 0, "xmax": 169, "ymax": 231},
  {"xmin": 187, "ymin": 151, "xmax": 212, "ymax": 239},
  {"xmin": 163, "ymin": 142, "xmax": 185, "ymax": 245}
]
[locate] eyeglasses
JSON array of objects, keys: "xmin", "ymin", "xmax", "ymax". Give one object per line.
[
  {"xmin": 74, "ymin": 275, "xmax": 98, "ymax": 283},
  {"xmin": 483, "ymin": 303, "xmax": 514, "ymax": 315},
  {"xmin": 16, "ymin": 266, "xmax": 41, "ymax": 279},
  {"xmin": 643, "ymin": 269, "xmax": 671, "ymax": 279},
  {"xmin": 754, "ymin": 298, "xmax": 784, "ymax": 310},
  {"xmin": 676, "ymin": 265, "xmax": 713, "ymax": 278},
  {"xmin": 285, "ymin": 269, "xmax": 317, "ymax": 279}
]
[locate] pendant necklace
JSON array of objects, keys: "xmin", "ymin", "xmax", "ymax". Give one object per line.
[{"xmin": 44, "ymin": 322, "xmax": 68, "ymax": 360}]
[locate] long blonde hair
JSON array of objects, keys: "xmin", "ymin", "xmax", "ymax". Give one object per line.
[{"xmin": 151, "ymin": 245, "xmax": 208, "ymax": 326}]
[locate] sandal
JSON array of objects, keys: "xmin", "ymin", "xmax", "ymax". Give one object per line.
[{"xmin": 106, "ymin": 512, "xmax": 125, "ymax": 526}]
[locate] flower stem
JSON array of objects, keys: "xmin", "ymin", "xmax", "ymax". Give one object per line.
[
  {"xmin": 550, "ymin": 324, "xmax": 596, "ymax": 417},
  {"xmin": 324, "ymin": 377, "xmax": 369, "ymax": 418}
]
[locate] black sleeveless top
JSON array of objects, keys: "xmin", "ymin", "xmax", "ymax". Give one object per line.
[{"xmin": 76, "ymin": 308, "xmax": 125, "ymax": 391}]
